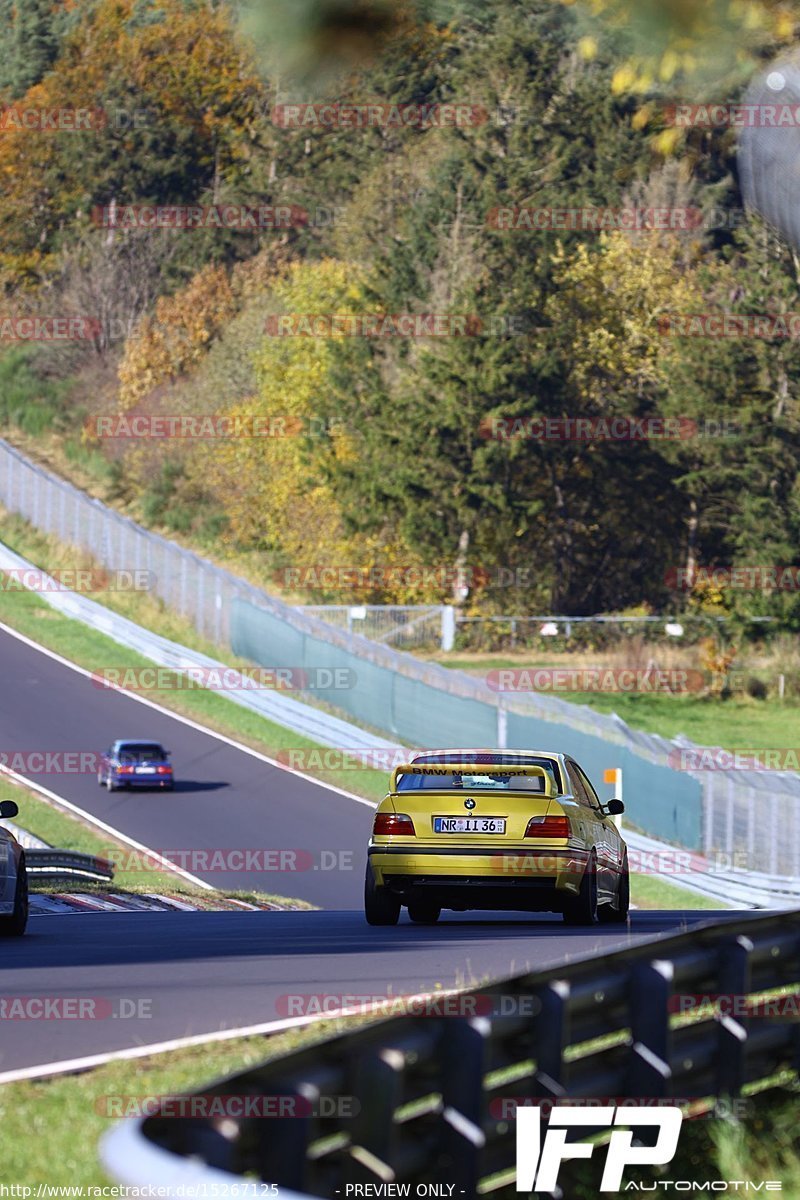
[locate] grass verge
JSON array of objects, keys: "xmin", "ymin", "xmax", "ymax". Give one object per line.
[
  {"xmin": 1, "ymin": 777, "xmax": 313, "ymax": 909},
  {"xmin": 434, "ymin": 654, "xmax": 800, "ymax": 751},
  {"xmin": 0, "ymin": 1019, "xmax": 371, "ymax": 1185}
]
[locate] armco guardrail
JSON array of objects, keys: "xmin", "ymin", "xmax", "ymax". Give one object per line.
[
  {"xmin": 24, "ymin": 848, "xmax": 115, "ymax": 882},
  {"xmin": 2, "ymin": 435, "xmax": 800, "ymax": 868},
  {"xmin": 102, "ymin": 911, "xmax": 800, "ymax": 1197}
]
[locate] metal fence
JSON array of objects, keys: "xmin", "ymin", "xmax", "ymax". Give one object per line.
[
  {"xmin": 300, "ymin": 604, "xmax": 453, "ymax": 650},
  {"xmin": 2, "ymin": 436, "xmax": 800, "ymax": 873},
  {"xmin": 102, "ymin": 910, "xmax": 800, "ymax": 1198}
]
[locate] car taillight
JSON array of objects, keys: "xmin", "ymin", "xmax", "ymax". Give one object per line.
[
  {"xmin": 117, "ymin": 765, "xmax": 134, "ymax": 775},
  {"xmin": 524, "ymin": 815, "xmax": 569, "ymax": 838},
  {"xmin": 373, "ymin": 813, "xmax": 415, "ymax": 837},
  {"xmin": 156, "ymin": 765, "xmax": 172, "ymax": 774}
]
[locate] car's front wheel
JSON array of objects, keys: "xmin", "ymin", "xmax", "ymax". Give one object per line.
[
  {"xmin": 407, "ymin": 901, "xmax": 441, "ymax": 925},
  {"xmin": 364, "ymin": 863, "xmax": 400, "ymax": 926},
  {"xmin": 0, "ymin": 854, "xmax": 28, "ymax": 937},
  {"xmin": 563, "ymin": 855, "xmax": 598, "ymax": 926}
]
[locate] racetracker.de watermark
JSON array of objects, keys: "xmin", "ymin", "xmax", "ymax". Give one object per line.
[
  {"xmin": 101, "ymin": 848, "xmax": 355, "ymax": 874},
  {"xmin": 0, "ymin": 569, "xmax": 154, "ymax": 593},
  {"xmin": 91, "ymin": 204, "xmax": 309, "ymax": 230},
  {"xmin": 0, "ymin": 751, "xmax": 102, "ymax": 774},
  {"xmin": 487, "ymin": 206, "xmax": 703, "ymax": 232},
  {"xmin": 86, "ymin": 414, "xmax": 305, "ymax": 440},
  {"xmin": 264, "ymin": 313, "xmax": 483, "ymax": 337},
  {"xmin": 273, "ymin": 992, "xmax": 541, "ymax": 1018},
  {"xmin": 271, "ymin": 101, "xmax": 487, "ymax": 128},
  {"xmin": 0, "ymin": 316, "xmax": 101, "ymax": 341},
  {"xmin": 665, "ymin": 102, "xmax": 800, "ymax": 128},
  {"xmin": 669, "ymin": 748, "xmax": 800, "ymax": 772},
  {"xmin": 485, "ymin": 668, "xmax": 706, "ymax": 694},
  {"xmin": 479, "ymin": 416, "xmax": 737, "ymax": 441},
  {"xmin": 0, "ymin": 997, "xmax": 152, "ymax": 1020},
  {"xmin": 659, "ymin": 314, "xmax": 800, "ymax": 339},
  {"xmin": 274, "ymin": 564, "xmax": 541, "ymax": 591},
  {"xmin": 665, "ymin": 566, "xmax": 800, "ymax": 591},
  {"xmin": 489, "ymin": 1096, "xmax": 753, "ymax": 1121},
  {"xmin": 90, "ymin": 667, "xmax": 356, "ymax": 692},
  {"xmin": 96, "ymin": 1094, "xmax": 359, "ymax": 1119},
  {"xmin": 669, "ymin": 993, "xmax": 800, "ymax": 1017}
]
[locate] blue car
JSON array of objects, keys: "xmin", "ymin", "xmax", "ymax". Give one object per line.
[{"xmin": 98, "ymin": 739, "xmax": 175, "ymax": 791}]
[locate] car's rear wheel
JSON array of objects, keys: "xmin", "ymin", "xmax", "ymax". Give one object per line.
[
  {"xmin": 0, "ymin": 854, "xmax": 28, "ymax": 937},
  {"xmin": 106, "ymin": 774, "xmax": 117, "ymax": 792},
  {"xmin": 563, "ymin": 855, "xmax": 598, "ymax": 926},
  {"xmin": 364, "ymin": 863, "xmax": 400, "ymax": 926},
  {"xmin": 599, "ymin": 854, "xmax": 630, "ymax": 924},
  {"xmin": 407, "ymin": 901, "xmax": 441, "ymax": 925}
]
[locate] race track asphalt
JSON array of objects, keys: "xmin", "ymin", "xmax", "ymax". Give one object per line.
[
  {"xmin": 0, "ymin": 908, "xmax": 753, "ymax": 1075},
  {"xmin": 0, "ymin": 626, "xmax": 372, "ymax": 907}
]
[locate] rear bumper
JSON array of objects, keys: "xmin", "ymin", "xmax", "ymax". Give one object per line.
[
  {"xmin": 368, "ymin": 844, "xmax": 589, "ymax": 907},
  {"xmin": 111, "ymin": 773, "xmax": 173, "ymax": 787}
]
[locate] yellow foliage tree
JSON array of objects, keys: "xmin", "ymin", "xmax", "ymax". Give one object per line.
[
  {"xmin": 205, "ymin": 258, "xmax": 435, "ymax": 600},
  {"xmin": 545, "ymin": 231, "xmax": 703, "ymax": 407},
  {"xmin": 563, "ymin": 0, "xmax": 797, "ymax": 93},
  {"xmin": 118, "ymin": 265, "xmax": 235, "ymax": 408}
]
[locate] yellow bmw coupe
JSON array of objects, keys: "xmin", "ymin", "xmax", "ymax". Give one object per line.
[{"xmin": 365, "ymin": 749, "xmax": 628, "ymax": 926}]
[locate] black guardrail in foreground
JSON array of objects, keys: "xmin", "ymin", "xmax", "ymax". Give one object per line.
[
  {"xmin": 25, "ymin": 848, "xmax": 115, "ymax": 882},
  {"xmin": 137, "ymin": 912, "xmax": 800, "ymax": 1197}
]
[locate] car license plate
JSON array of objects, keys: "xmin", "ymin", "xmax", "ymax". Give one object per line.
[
  {"xmin": 434, "ymin": 817, "xmax": 506, "ymax": 834},
  {"xmin": 136, "ymin": 767, "xmax": 156, "ymax": 774}
]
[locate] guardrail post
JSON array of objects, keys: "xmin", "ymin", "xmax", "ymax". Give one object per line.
[
  {"xmin": 533, "ymin": 981, "xmax": 570, "ymax": 1093},
  {"xmin": 254, "ymin": 1087, "xmax": 316, "ymax": 1190},
  {"xmin": 715, "ymin": 935, "xmax": 753, "ymax": 1097},
  {"xmin": 439, "ymin": 1018, "xmax": 489, "ymax": 1192},
  {"xmin": 441, "ymin": 605, "xmax": 456, "ymax": 652},
  {"xmin": 627, "ymin": 960, "xmax": 673, "ymax": 1097},
  {"xmin": 343, "ymin": 1046, "xmax": 405, "ymax": 1185}
]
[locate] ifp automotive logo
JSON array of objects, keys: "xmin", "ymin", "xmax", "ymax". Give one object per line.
[{"xmin": 516, "ymin": 1105, "xmax": 683, "ymax": 1192}]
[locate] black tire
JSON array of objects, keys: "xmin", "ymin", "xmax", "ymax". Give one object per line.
[
  {"xmin": 563, "ymin": 855, "xmax": 598, "ymax": 926},
  {"xmin": 364, "ymin": 863, "xmax": 400, "ymax": 926},
  {"xmin": 407, "ymin": 901, "xmax": 441, "ymax": 925},
  {"xmin": 599, "ymin": 854, "xmax": 630, "ymax": 924},
  {"xmin": 0, "ymin": 854, "xmax": 28, "ymax": 937}
]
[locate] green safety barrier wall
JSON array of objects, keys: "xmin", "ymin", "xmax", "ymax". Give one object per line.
[{"xmin": 232, "ymin": 599, "xmax": 703, "ymax": 848}]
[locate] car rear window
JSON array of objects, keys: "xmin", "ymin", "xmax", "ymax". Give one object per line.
[
  {"xmin": 118, "ymin": 744, "xmax": 166, "ymax": 764},
  {"xmin": 397, "ymin": 769, "xmax": 554, "ymax": 794},
  {"xmin": 409, "ymin": 754, "xmax": 562, "ymax": 792}
]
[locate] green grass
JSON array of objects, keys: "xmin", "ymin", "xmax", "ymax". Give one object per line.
[
  {"xmin": 437, "ymin": 655, "xmax": 800, "ymax": 752},
  {"xmin": 631, "ymin": 872, "xmax": 725, "ymax": 910},
  {"xmin": 0, "ymin": 1019, "xmax": 371, "ymax": 1186}
]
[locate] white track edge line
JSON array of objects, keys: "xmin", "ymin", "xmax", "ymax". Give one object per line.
[
  {"xmin": 0, "ymin": 618, "xmax": 378, "ymax": 811},
  {"xmin": 0, "ymin": 987, "xmax": 470, "ymax": 1086},
  {"xmin": 0, "ymin": 764, "xmax": 213, "ymax": 891}
]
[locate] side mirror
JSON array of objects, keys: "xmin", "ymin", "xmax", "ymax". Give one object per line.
[
  {"xmin": 0, "ymin": 800, "xmax": 19, "ymax": 819},
  {"xmin": 605, "ymin": 798, "xmax": 624, "ymax": 816}
]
